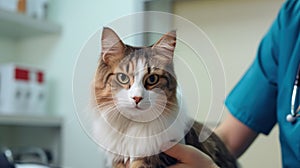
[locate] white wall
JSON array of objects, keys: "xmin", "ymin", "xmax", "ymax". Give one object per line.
[
  {"xmin": 173, "ymin": 0, "xmax": 283, "ymax": 167},
  {"xmin": 0, "ymin": 38, "xmax": 17, "ymax": 62},
  {"xmin": 13, "ymin": 0, "xmax": 138, "ymax": 167}
]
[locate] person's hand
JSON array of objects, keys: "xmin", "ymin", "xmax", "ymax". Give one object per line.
[{"xmin": 162, "ymin": 143, "xmax": 219, "ymax": 168}]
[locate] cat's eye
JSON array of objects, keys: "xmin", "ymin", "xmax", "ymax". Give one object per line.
[
  {"xmin": 146, "ymin": 74, "xmax": 159, "ymax": 86},
  {"xmin": 116, "ymin": 73, "xmax": 130, "ymax": 84}
]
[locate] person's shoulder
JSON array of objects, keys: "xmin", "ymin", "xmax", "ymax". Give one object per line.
[
  {"xmin": 277, "ymin": 0, "xmax": 300, "ymax": 28},
  {"xmin": 283, "ymin": 0, "xmax": 300, "ymax": 14}
]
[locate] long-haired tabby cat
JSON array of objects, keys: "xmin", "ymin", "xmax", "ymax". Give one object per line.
[{"xmin": 92, "ymin": 27, "xmax": 237, "ymax": 168}]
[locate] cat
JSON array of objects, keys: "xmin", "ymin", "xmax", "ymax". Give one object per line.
[{"xmin": 92, "ymin": 27, "xmax": 237, "ymax": 168}]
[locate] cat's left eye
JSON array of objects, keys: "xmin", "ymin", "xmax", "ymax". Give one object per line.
[
  {"xmin": 116, "ymin": 73, "xmax": 130, "ymax": 84},
  {"xmin": 146, "ymin": 74, "xmax": 159, "ymax": 86}
]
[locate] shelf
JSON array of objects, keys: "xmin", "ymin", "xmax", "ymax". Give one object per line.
[
  {"xmin": 0, "ymin": 9, "xmax": 61, "ymax": 39},
  {"xmin": 0, "ymin": 114, "xmax": 62, "ymax": 127},
  {"xmin": 0, "ymin": 114, "xmax": 63, "ymax": 165}
]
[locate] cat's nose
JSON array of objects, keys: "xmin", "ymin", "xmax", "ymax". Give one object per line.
[{"xmin": 132, "ymin": 96, "xmax": 143, "ymax": 104}]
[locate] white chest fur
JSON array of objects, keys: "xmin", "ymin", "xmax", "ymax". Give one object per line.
[{"xmin": 93, "ymin": 105, "xmax": 191, "ymax": 167}]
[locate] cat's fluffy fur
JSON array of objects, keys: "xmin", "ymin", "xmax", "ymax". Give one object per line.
[
  {"xmin": 92, "ymin": 27, "xmax": 237, "ymax": 168},
  {"xmin": 92, "ymin": 97, "xmax": 190, "ymax": 164}
]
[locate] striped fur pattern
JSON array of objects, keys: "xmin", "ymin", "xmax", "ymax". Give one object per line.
[{"xmin": 92, "ymin": 27, "xmax": 237, "ymax": 168}]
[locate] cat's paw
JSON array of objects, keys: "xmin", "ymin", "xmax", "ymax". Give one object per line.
[{"xmin": 130, "ymin": 160, "xmax": 150, "ymax": 168}]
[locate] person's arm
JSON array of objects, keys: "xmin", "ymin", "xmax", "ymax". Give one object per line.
[
  {"xmin": 162, "ymin": 113, "xmax": 258, "ymax": 168},
  {"xmin": 163, "ymin": 143, "xmax": 219, "ymax": 168},
  {"xmin": 215, "ymin": 113, "xmax": 258, "ymax": 158}
]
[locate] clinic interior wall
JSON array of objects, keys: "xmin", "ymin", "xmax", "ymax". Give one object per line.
[
  {"xmin": 0, "ymin": 38, "xmax": 17, "ymax": 62},
  {"xmin": 173, "ymin": 0, "xmax": 283, "ymax": 167}
]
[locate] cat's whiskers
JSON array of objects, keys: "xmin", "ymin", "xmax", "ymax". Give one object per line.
[
  {"xmin": 96, "ymin": 100, "xmax": 114, "ymax": 106},
  {"xmin": 95, "ymin": 98, "xmax": 114, "ymax": 101},
  {"xmin": 114, "ymin": 101, "xmax": 133, "ymax": 108},
  {"xmin": 104, "ymin": 106, "xmax": 122, "ymax": 122},
  {"xmin": 94, "ymin": 102, "xmax": 115, "ymax": 111},
  {"xmin": 151, "ymin": 107, "xmax": 169, "ymax": 128},
  {"xmin": 114, "ymin": 99, "xmax": 131, "ymax": 103},
  {"xmin": 96, "ymin": 103, "xmax": 121, "ymax": 119},
  {"xmin": 154, "ymin": 104, "xmax": 180, "ymax": 124},
  {"xmin": 154, "ymin": 103, "xmax": 176, "ymax": 112},
  {"xmin": 165, "ymin": 101, "xmax": 179, "ymax": 106}
]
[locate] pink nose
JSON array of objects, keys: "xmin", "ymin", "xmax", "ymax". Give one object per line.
[{"xmin": 133, "ymin": 96, "xmax": 143, "ymax": 104}]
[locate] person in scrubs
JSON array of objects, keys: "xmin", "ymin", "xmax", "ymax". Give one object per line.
[{"xmin": 163, "ymin": 0, "xmax": 300, "ymax": 167}]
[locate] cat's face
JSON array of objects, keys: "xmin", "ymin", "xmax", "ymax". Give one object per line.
[{"xmin": 94, "ymin": 27, "xmax": 177, "ymax": 123}]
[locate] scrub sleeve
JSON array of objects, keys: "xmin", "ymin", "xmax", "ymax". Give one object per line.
[
  {"xmin": 225, "ymin": 0, "xmax": 300, "ymax": 167},
  {"xmin": 224, "ymin": 15, "xmax": 279, "ymax": 135}
]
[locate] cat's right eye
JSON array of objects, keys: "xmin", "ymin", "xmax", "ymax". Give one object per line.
[{"xmin": 116, "ymin": 73, "xmax": 130, "ymax": 84}]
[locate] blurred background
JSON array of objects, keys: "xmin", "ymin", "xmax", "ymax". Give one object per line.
[{"xmin": 0, "ymin": 0, "xmax": 283, "ymax": 167}]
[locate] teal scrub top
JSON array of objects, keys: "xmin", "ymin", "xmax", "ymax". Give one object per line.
[{"xmin": 225, "ymin": 0, "xmax": 300, "ymax": 167}]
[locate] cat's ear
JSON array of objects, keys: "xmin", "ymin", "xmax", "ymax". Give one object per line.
[
  {"xmin": 101, "ymin": 27, "xmax": 125, "ymax": 64},
  {"xmin": 152, "ymin": 30, "xmax": 176, "ymax": 63}
]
